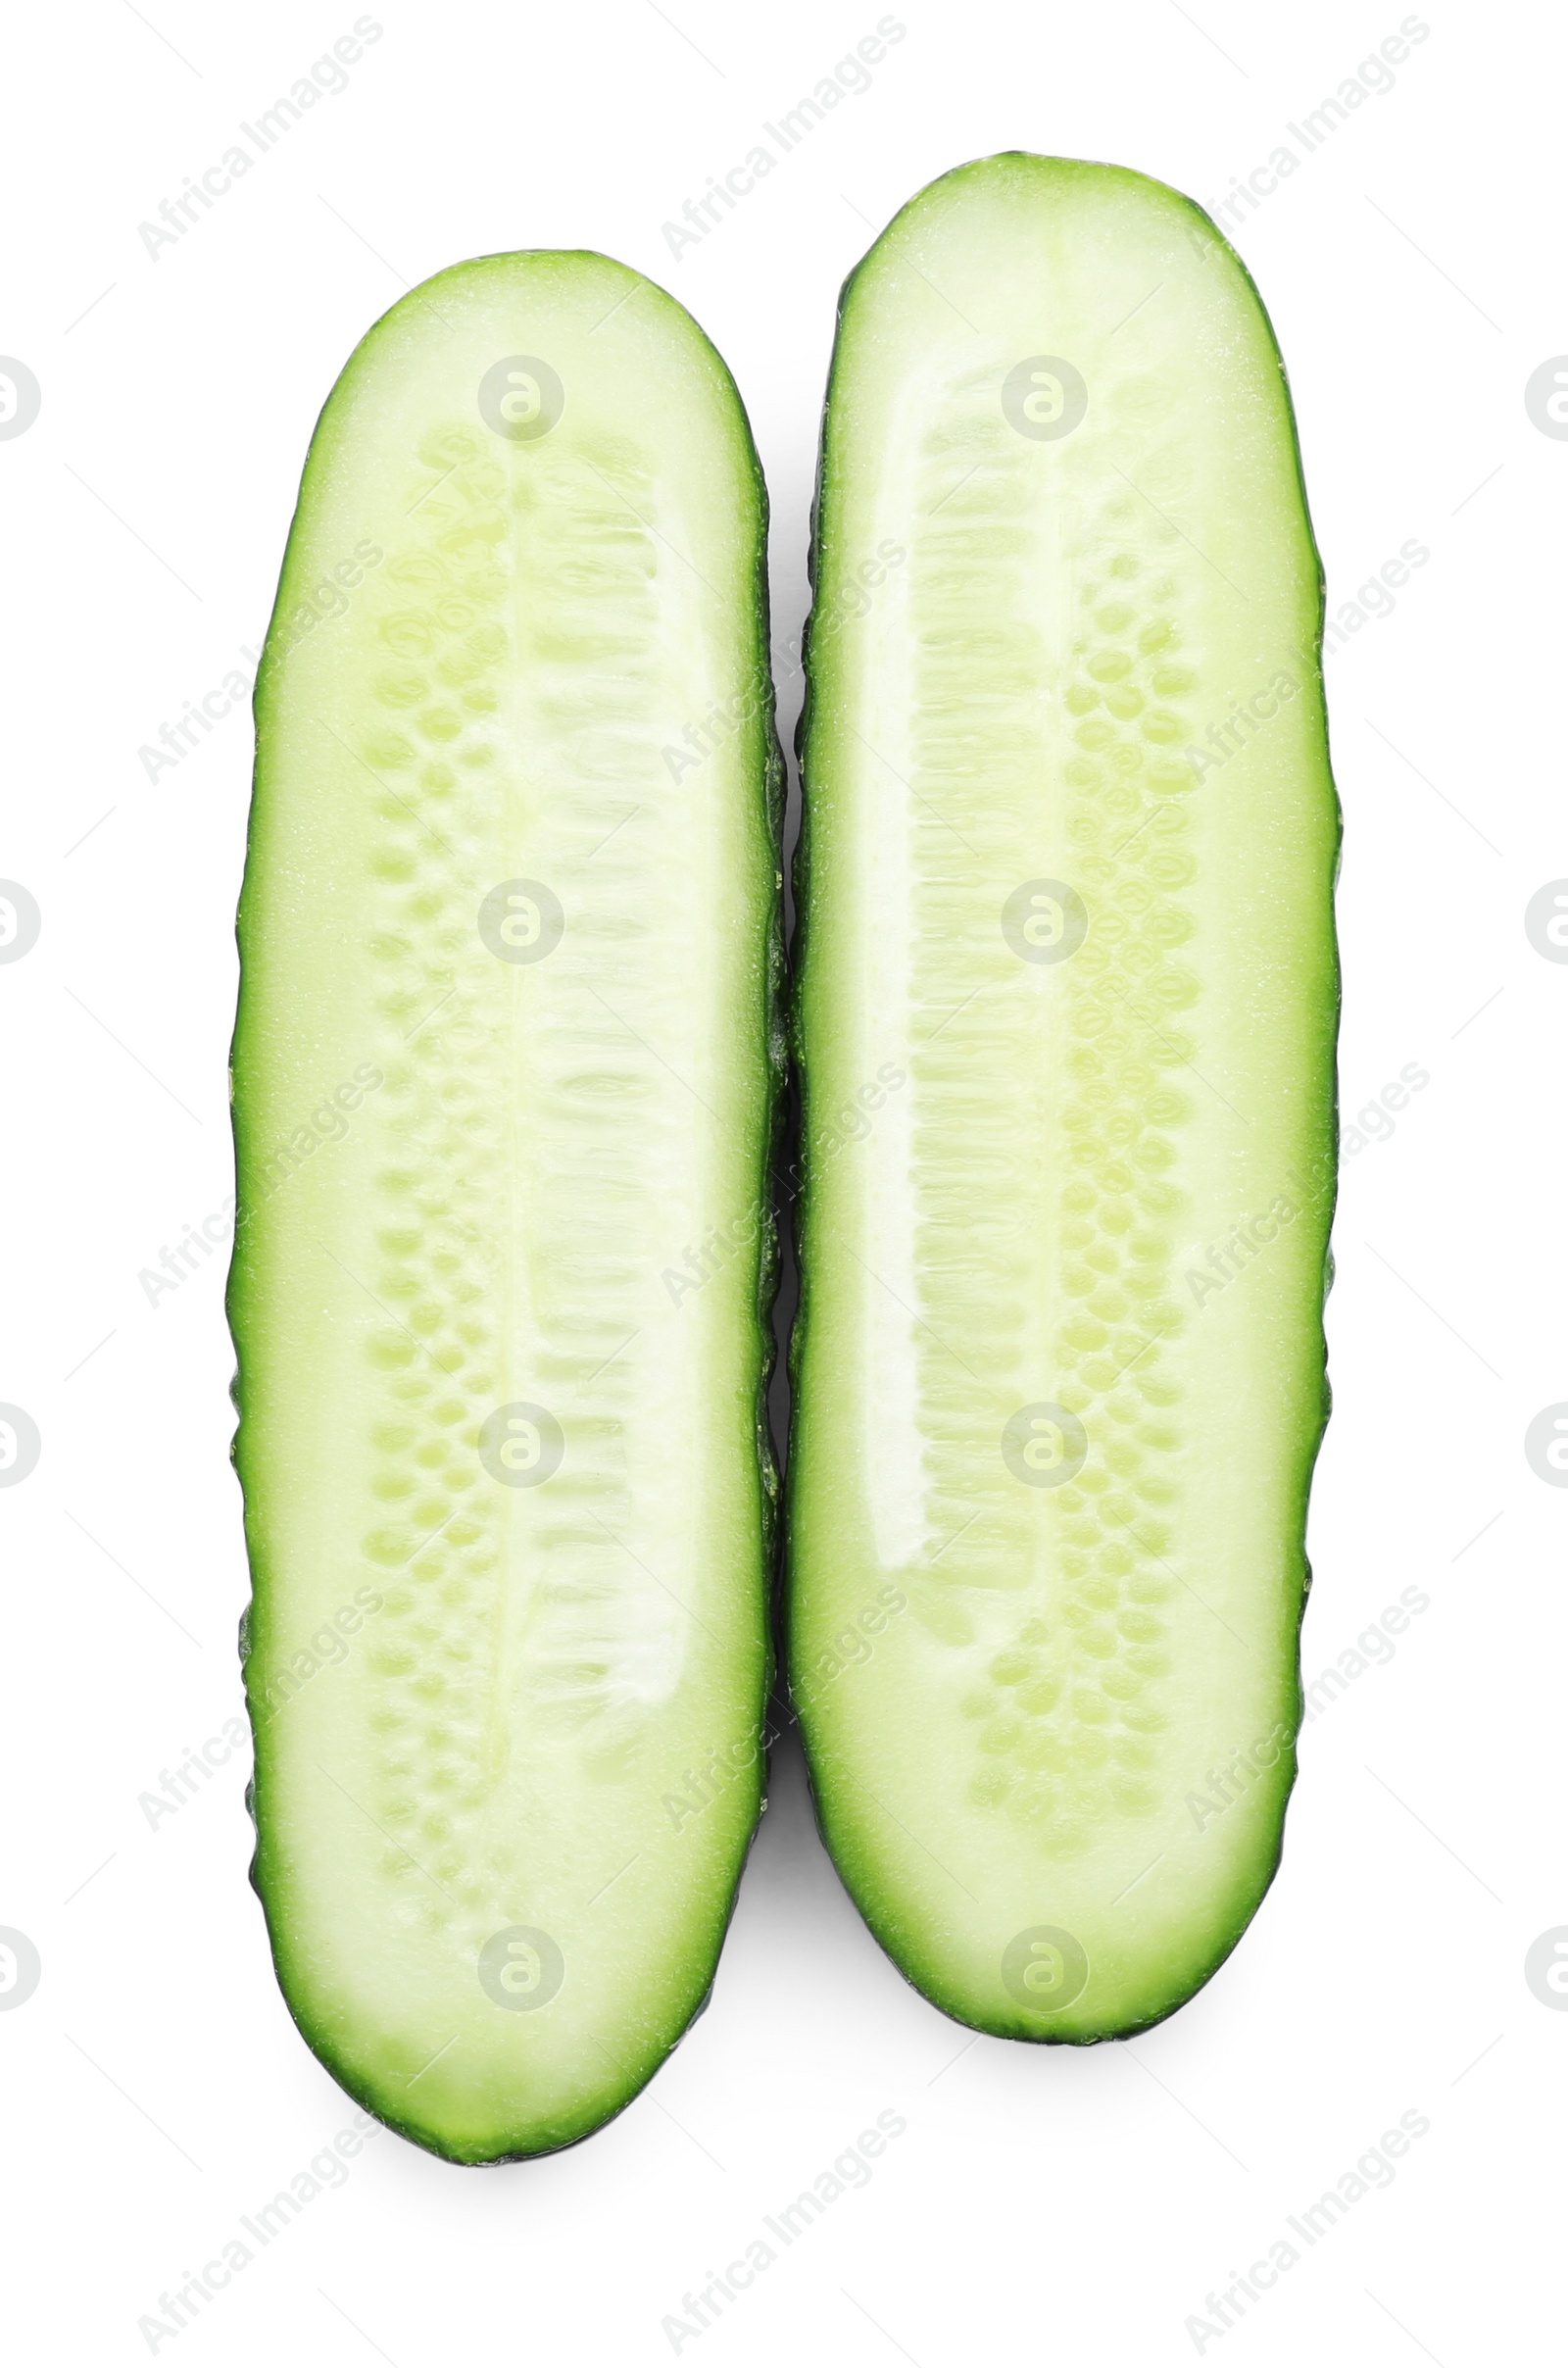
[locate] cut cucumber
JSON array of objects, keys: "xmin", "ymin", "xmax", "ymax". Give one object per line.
[
  {"xmin": 788, "ymin": 155, "xmax": 1338, "ymax": 2039},
  {"xmin": 229, "ymin": 251, "xmax": 782, "ymax": 2162}
]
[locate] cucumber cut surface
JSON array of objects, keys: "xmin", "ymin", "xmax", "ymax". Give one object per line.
[
  {"xmin": 229, "ymin": 252, "xmax": 781, "ymax": 2161},
  {"xmin": 789, "ymin": 155, "xmax": 1338, "ymax": 2040}
]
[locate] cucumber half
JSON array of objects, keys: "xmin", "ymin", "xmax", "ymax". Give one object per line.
[
  {"xmin": 788, "ymin": 155, "xmax": 1338, "ymax": 2040},
  {"xmin": 229, "ymin": 252, "xmax": 782, "ymax": 2162}
]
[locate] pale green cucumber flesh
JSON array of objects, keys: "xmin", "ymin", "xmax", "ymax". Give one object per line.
[
  {"xmin": 789, "ymin": 155, "xmax": 1338, "ymax": 2041},
  {"xmin": 229, "ymin": 251, "xmax": 782, "ymax": 2162}
]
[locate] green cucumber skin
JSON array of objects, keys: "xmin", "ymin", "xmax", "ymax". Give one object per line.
[
  {"xmin": 229, "ymin": 251, "xmax": 784, "ymax": 2162},
  {"xmin": 787, "ymin": 154, "xmax": 1340, "ymax": 2043}
]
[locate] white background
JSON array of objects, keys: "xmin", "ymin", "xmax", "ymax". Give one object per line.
[{"xmin": 1, "ymin": 1, "xmax": 1561, "ymax": 2359}]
